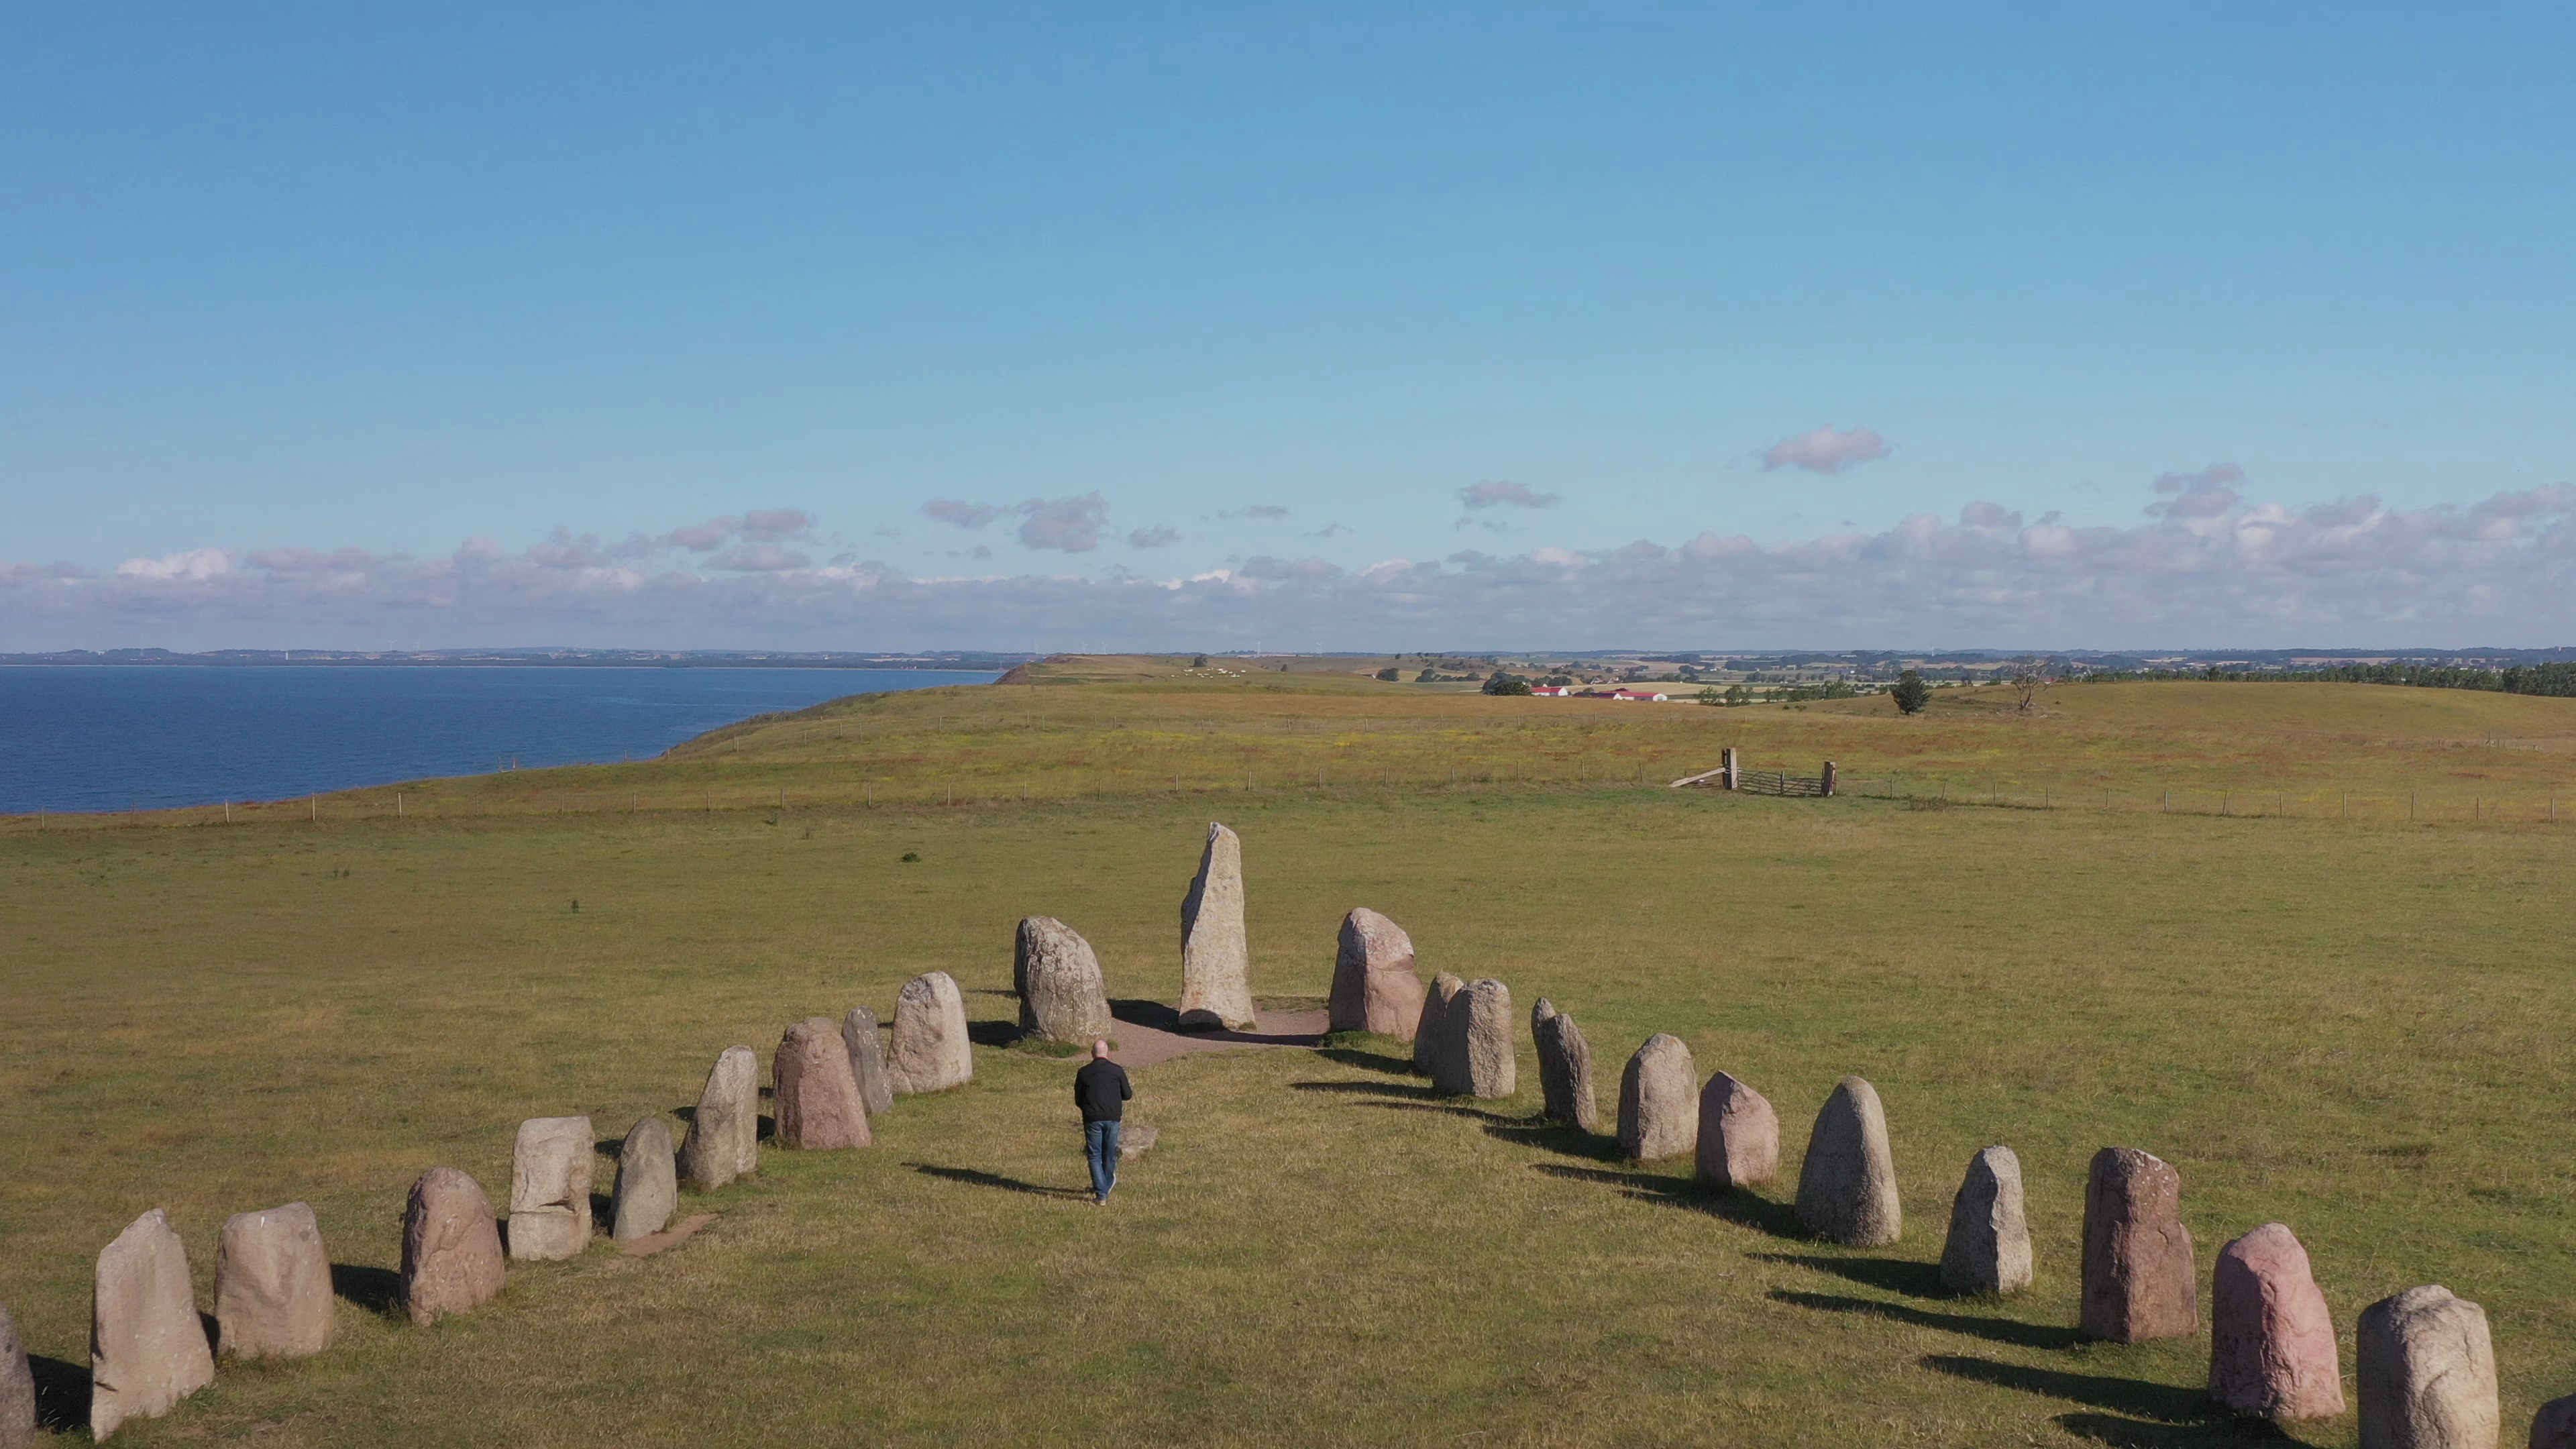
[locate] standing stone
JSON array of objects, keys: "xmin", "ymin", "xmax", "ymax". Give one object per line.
[
  {"xmin": 678, "ymin": 1044, "xmax": 761, "ymax": 1189},
  {"xmin": 401, "ymin": 1167, "xmax": 505, "ymax": 1326},
  {"xmin": 2080, "ymin": 1146, "xmax": 2198, "ymax": 1342},
  {"xmin": 775, "ymin": 1016, "xmax": 873, "ymax": 1149},
  {"xmin": 1330, "ymin": 908, "xmax": 1426, "ymax": 1038},
  {"xmin": 888, "ymin": 971, "xmax": 973, "ymax": 1094},
  {"xmin": 507, "ymin": 1115, "xmax": 595, "ymax": 1261},
  {"xmin": 215, "ymin": 1201, "xmax": 333, "ymax": 1360},
  {"xmin": 1443, "ymin": 977, "xmax": 1516, "ymax": 1098},
  {"xmin": 1016, "ymin": 916, "xmax": 1116, "ymax": 1043},
  {"xmin": 2210, "ymin": 1222, "xmax": 2343, "ymax": 1420},
  {"xmin": 1618, "ymin": 1034, "xmax": 1699, "ymax": 1161},
  {"xmin": 2530, "ymin": 1397, "xmax": 2576, "ymax": 1449},
  {"xmin": 610, "ymin": 1118, "xmax": 679, "ymax": 1242},
  {"xmin": 842, "ymin": 1007, "xmax": 894, "ymax": 1117},
  {"xmin": 1696, "ymin": 1071, "xmax": 1779, "ymax": 1190},
  {"xmin": 89, "ymin": 1208, "xmax": 215, "ymax": 1440},
  {"xmin": 1532, "ymin": 1001, "xmax": 1600, "ymax": 1132},
  {"xmin": 1794, "ymin": 1076, "xmax": 1902, "ymax": 1247},
  {"xmin": 1179, "ymin": 821, "xmax": 1256, "ymax": 1030},
  {"xmin": 1414, "ymin": 973, "xmax": 1464, "ymax": 1079},
  {"xmin": 2359, "ymin": 1285, "xmax": 2498, "ymax": 1449},
  {"xmin": 1939, "ymin": 1146, "xmax": 2033, "ymax": 1296},
  {"xmin": 0, "ymin": 1301, "xmax": 33, "ymax": 1449}
]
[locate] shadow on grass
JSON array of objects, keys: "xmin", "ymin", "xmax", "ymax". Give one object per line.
[
  {"xmin": 1923, "ymin": 1355, "xmax": 2224, "ymax": 1427},
  {"xmin": 1750, "ymin": 1252, "xmax": 1947, "ymax": 1299},
  {"xmin": 1315, "ymin": 1044, "xmax": 1415, "ymax": 1075},
  {"xmin": 1769, "ymin": 1289, "xmax": 2079, "ymax": 1350},
  {"xmin": 2054, "ymin": 1412, "xmax": 2299, "ymax": 1446},
  {"xmin": 1110, "ymin": 999, "xmax": 1185, "ymax": 1031},
  {"xmin": 1528, "ymin": 1163, "xmax": 1805, "ymax": 1238},
  {"xmin": 1480, "ymin": 1118, "xmax": 1623, "ymax": 1163},
  {"xmin": 908, "ymin": 1163, "xmax": 1089, "ymax": 1200},
  {"xmin": 1347, "ymin": 1098, "xmax": 1527, "ymax": 1126},
  {"xmin": 1289, "ymin": 1079, "xmax": 1442, "ymax": 1102},
  {"xmin": 967, "ymin": 1018, "xmax": 1024, "ymax": 1048},
  {"xmin": 30, "ymin": 1354, "xmax": 87, "ymax": 1433},
  {"xmin": 331, "ymin": 1263, "xmax": 406, "ymax": 1318}
]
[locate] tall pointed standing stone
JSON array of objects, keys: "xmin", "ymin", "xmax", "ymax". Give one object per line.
[
  {"xmin": 507, "ymin": 1116, "xmax": 595, "ymax": 1261},
  {"xmin": 1415, "ymin": 973, "xmax": 1464, "ymax": 1079},
  {"xmin": 775, "ymin": 1016, "xmax": 873, "ymax": 1148},
  {"xmin": 1330, "ymin": 908, "xmax": 1426, "ymax": 1038},
  {"xmin": 1618, "ymin": 1034, "xmax": 1699, "ymax": 1161},
  {"xmin": 678, "ymin": 1044, "xmax": 760, "ymax": 1189},
  {"xmin": 1179, "ymin": 822, "xmax": 1256, "ymax": 1030},
  {"xmin": 610, "ymin": 1118, "xmax": 679, "ymax": 1242},
  {"xmin": 1531, "ymin": 1000, "xmax": 1599, "ymax": 1132},
  {"xmin": 888, "ymin": 971, "xmax": 973, "ymax": 1094},
  {"xmin": 401, "ymin": 1167, "xmax": 504, "ymax": 1326},
  {"xmin": 215, "ymin": 1201, "xmax": 334, "ymax": 1360},
  {"xmin": 1695, "ymin": 1072, "xmax": 1779, "ymax": 1189},
  {"xmin": 0, "ymin": 1301, "xmax": 34, "ymax": 1449},
  {"xmin": 90, "ymin": 1208, "xmax": 215, "ymax": 1440},
  {"xmin": 1794, "ymin": 1077, "xmax": 1901, "ymax": 1246},
  {"xmin": 842, "ymin": 1007, "xmax": 894, "ymax": 1117},
  {"xmin": 2080, "ymin": 1147, "xmax": 2198, "ymax": 1342},
  {"xmin": 2359, "ymin": 1285, "xmax": 2496, "ymax": 1449},
  {"xmin": 1016, "ymin": 916, "xmax": 1115, "ymax": 1043},
  {"xmin": 2209, "ymin": 1222, "xmax": 2343, "ymax": 1420},
  {"xmin": 1939, "ymin": 1146, "xmax": 2032, "ymax": 1295}
]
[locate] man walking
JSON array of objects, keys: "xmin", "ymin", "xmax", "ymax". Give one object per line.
[{"xmin": 1074, "ymin": 1038, "xmax": 1132, "ymax": 1205}]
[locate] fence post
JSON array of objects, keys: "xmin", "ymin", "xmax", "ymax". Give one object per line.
[
  {"xmin": 1721, "ymin": 747, "xmax": 1737, "ymax": 791},
  {"xmin": 1821, "ymin": 761, "xmax": 1837, "ymax": 797}
]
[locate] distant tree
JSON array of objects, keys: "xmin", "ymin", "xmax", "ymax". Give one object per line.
[
  {"xmin": 2007, "ymin": 656, "xmax": 2055, "ymax": 712},
  {"xmin": 1415, "ymin": 667, "xmax": 1438, "ymax": 682},
  {"xmin": 1890, "ymin": 669, "xmax": 1932, "ymax": 714},
  {"xmin": 1483, "ymin": 671, "xmax": 1532, "ymax": 696},
  {"xmin": 1191, "ymin": 655, "xmax": 1210, "ymax": 668},
  {"xmin": 1694, "ymin": 686, "xmax": 1723, "ymax": 706},
  {"xmin": 1375, "ymin": 666, "xmax": 1401, "ymax": 681},
  {"xmin": 1542, "ymin": 674, "xmax": 1575, "ymax": 687},
  {"xmin": 1723, "ymin": 683, "xmax": 1754, "ymax": 706}
]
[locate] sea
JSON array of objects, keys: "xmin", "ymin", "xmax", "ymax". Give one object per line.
[{"xmin": 0, "ymin": 666, "xmax": 999, "ymax": 814}]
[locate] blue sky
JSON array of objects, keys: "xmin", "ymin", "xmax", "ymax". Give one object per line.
[{"xmin": 5, "ymin": 4, "xmax": 2573, "ymax": 649}]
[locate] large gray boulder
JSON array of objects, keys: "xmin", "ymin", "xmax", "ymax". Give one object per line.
[
  {"xmin": 2080, "ymin": 1146, "xmax": 2196, "ymax": 1342},
  {"xmin": 402, "ymin": 1167, "xmax": 504, "ymax": 1326},
  {"xmin": 843, "ymin": 1006, "xmax": 894, "ymax": 1116},
  {"xmin": 1695, "ymin": 1071, "xmax": 1778, "ymax": 1189},
  {"xmin": 1938, "ymin": 1146, "xmax": 2032, "ymax": 1296},
  {"xmin": 215, "ymin": 1201, "xmax": 334, "ymax": 1360},
  {"xmin": 2210, "ymin": 1222, "xmax": 2342, "ymax": 1420},
  {"xmin": 1530, "ymin": 1000, "xmax": 1599, "ymax": 1132},
  {"xmin": 90, "ymin": 1208, "xmax": 215, "ymax": 1440},
  {"xmin": 1414, "ymin": 972, "xmax": 1464, "ymax": 1079},
  {"xmin": 1179, "ymin": 822, "xmax": 1256, "ymax": 1030},
  {"xmin": 1617, "ymin": 1034, "xmax": 1699, "ymax": 1161},
  {"xmin": 1443, "ymin": 977, "xmax": 1515, "ymax": 1098},
  {"xmin": 611, "ymin": 1117, "xmax": 679, "ymax": 1242},
  {"xmin": 1794, "ymin": 1076, "xmax": 1901, "ymax": 1246},
  {"xmin": 1016, "ymin": 916, "xmax": 1116, "ymax": 1043},
  {"xmin": 0, "ymin": 1301, "xmax": 33, "ymax": 1449},
  {"xmin": 1330, "ymin": 908, "xmax": 1426, "ymax": 1038},
  {"xmin": 775, "ymin": 1016, "xmax": 873, "ymax": 1148},
  {"xmin": 507, "ymin": 1116, "xmax": 595, "ymax": 1261},
  {"xmin": 2358, "ymin": 1285, "xmax": 2496, "ymax": 1449},
  {"xmin": 678, "ymin": 1044, "xmax": 761, "ymax": 1189},
  {"xmin": 888, "ymin": 971, "xmax": 973, "ymax": 1094}
]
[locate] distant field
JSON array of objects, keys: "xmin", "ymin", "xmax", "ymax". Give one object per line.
[{"xmin": 1, "ymin": 666, "xmax": 2571, "ymax": 1445}]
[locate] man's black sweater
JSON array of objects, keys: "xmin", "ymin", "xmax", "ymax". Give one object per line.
[{"xmin": 1074, "ymin": 1058, "xmax": 1133, "ymax": 1123}]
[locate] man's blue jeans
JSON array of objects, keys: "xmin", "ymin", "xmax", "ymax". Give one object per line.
[{"xmin": 1085, "ymin": 1120, "xmax": 1122, "ymax": 1201}]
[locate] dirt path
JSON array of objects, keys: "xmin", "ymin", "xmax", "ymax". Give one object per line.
[{"xmin": 1108, "ymin": 1000, "xmax": 1330, "ymax": 1069}]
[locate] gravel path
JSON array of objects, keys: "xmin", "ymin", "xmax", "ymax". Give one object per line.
[{"xmin": 1107, "ymin": 1001, "xmax": 1330, "ymax": 1069}]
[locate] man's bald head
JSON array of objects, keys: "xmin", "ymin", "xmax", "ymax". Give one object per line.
[{"xmin": 1091, "ymin": 1038, "xmax": 1112, "ymax": 1059}]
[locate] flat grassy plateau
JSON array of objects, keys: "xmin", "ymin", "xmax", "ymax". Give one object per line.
[{"xmin": 2, "ymin": 665, "xmax": 2571, "ymax": 1446}]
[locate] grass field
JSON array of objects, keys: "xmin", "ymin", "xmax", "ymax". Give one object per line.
[{"xmin": 3, "ymin": 667, "xmax": 2573, "ymax": 1444}]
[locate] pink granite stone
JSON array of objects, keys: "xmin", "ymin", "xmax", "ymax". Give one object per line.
[{"xmin": 2210, "ymin": 1222, "xmax": 2345, "ymax": 1420}]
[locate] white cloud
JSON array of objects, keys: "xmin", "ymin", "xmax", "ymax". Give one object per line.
[
  {"xmin": 1016, "ymin": 494, "xmax": 1108, "ymax": 553},
  {"xmin": 12, "ymin": 474, "xmax": 2574, "ymax": 650},
  {"xmin": 1761, "ymin": 425, "xmax": 1893, "ymax": 475},
  {"xmin": 1458, "ymin": 481, "xmax": 1559, "ymax": 510},
  {"xmin": 1126, "ymin": 525, "xmax": 1181, "ymax": 549}
]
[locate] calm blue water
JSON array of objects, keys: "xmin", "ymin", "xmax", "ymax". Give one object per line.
[{"xmin": 0, "ymin": 667, "xmax": 998, "ymax": 814}]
